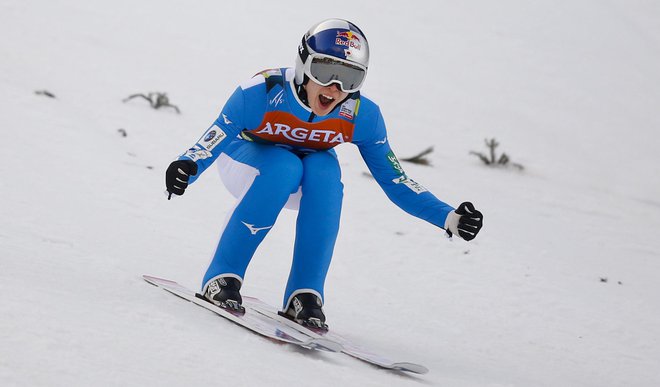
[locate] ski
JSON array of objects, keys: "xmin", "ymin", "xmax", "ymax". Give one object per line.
[
  {"xmin": 142, "ymin": 275, "xmax": 341, "ymax": 352},
  {"xmin": 144, "ymin": 275, "xmax": 427, "ymax": 373},
  {"xmin": 242, "ymin": 297, "xmax": 429, "ymax": 374}
]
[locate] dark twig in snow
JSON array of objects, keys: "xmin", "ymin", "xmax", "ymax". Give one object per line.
[{"xmin": 123, "ymin": 92, "xmax": 180, "ymax": 114}]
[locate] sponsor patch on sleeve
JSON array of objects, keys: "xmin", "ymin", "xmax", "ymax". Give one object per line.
[
  {"xmin": 182, "ymin": 147, "xmax": 213, "ymax": 162},
  {"xmin": 386, "ymin": 151, "xmax": 405, "ymax": 176},
  {"xmin": 199, "ymin": 125, "xmax": 227, "ymax": 151},
  {"xmin": 392, "ymin": 176, "xmax": 428, "ymax": 194},
  {"xmin": 386, "ymin": 151, "xmax": 427, "ymax": 193}
]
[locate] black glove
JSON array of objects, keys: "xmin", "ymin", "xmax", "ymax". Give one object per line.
[
  {"xmin": 444, "ymin": 202, "xmax": 483, "ymax": 241},
  {"xmin": 165, "ymin": 159, "xmax": 198, "ymax": 199}
]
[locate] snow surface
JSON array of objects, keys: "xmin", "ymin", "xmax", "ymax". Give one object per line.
[{"xmin": 2, "ymin": 0, "xmax": 660, "ymax": 386}]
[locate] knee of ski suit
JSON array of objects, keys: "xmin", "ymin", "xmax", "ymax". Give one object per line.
[
  {"xmin": 240, "ymin": 143, "xmax": 305, "ymax": 196},
  {"xmin": 300, "ymin": 151, "xmax": 343, "ymax": 200}
]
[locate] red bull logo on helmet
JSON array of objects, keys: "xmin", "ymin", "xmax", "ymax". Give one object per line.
[{"xmin": 335, "ymin": 31, "xmax": 362, "ymax": 50}]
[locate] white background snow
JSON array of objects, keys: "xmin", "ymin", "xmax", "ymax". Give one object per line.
[{"xmin": 1, "ymin": 0, "xmax": 659, "ymax": 386}]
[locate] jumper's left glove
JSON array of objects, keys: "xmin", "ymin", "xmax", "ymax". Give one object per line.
[{"xmin": 444, "ymin": 202, "xmax": 483, "ymax": 241}]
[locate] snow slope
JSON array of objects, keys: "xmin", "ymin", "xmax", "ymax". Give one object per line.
[{"xmin": 2, "ymin": 0, "xmax": 659, "ymax": 386}]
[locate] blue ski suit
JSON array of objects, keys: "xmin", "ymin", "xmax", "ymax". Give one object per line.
[{"xmin": 176, "ymin": 68, "xmax": 455, "ymax": 310}]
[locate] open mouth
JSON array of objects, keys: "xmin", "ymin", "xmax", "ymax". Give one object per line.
[{"xmin": 318, "ymin": 94, "xmax": 335, "ymax": 108}]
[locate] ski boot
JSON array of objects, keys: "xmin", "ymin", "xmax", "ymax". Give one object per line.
[
  {"xmin": 199, "ymin": 277, "xmax": 245, "ymax": 313},
  {"xmin": 281, "ymin": 292, "xmax": 328, "ymax": 330}
]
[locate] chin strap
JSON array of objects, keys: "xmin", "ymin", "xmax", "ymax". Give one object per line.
[{"xmin": 296, "ymin": 76, "xmax": 310, "ymax": 106}]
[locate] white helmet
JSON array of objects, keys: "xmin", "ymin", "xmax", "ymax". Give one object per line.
[{"xmin": 294, "ymin": 18, "xmax": 370, "ymax": 93}]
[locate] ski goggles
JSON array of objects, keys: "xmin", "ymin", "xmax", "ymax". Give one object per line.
[{"xmin": 304, "ymin": 54, "xmax": 367, "ymax": 93}]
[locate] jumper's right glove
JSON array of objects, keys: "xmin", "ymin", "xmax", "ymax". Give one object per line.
[
  {"xmin": 165, "ymin": 159, "xmax": 198, "ymax": 199},
  {"xmin": 444, "ymin": 202, "xmax": 483, "ymax": 241}
]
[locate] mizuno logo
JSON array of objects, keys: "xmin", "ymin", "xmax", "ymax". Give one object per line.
[
  {"xmin": 223, "ymin": 114, "xmax": 232, "ymax": 125},
  {"xmin": 241, "ymin": 221, "xmax": 273, "ymax": 235},
  {"xmin": 375, "ymin": 137, "xmax": 387, "ymax": 145}
]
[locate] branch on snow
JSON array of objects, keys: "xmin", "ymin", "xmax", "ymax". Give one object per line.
[
  {"xmin": 401, "ymin": 146, "xmax": 434, "ymax": 166},
  {"xmin": 123, "ymin": 92, "xmax": 180, "ymax": 114},
  {"xmin": 470, "ymin": 138, "xmax": 523, "ymax": 170}
]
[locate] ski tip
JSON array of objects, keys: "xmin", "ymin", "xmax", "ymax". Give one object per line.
[
  {"xmin": 391, "ymin": 362, "xmax": 429, "ymax": 374},
  {"xmin": 142, "ymin": 275, "xmax": 178, "ymax": 286}
]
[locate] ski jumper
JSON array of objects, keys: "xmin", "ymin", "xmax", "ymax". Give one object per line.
[{"xmin": 176, "ymin": 68, "xmax": 455, "ymax": 309}]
